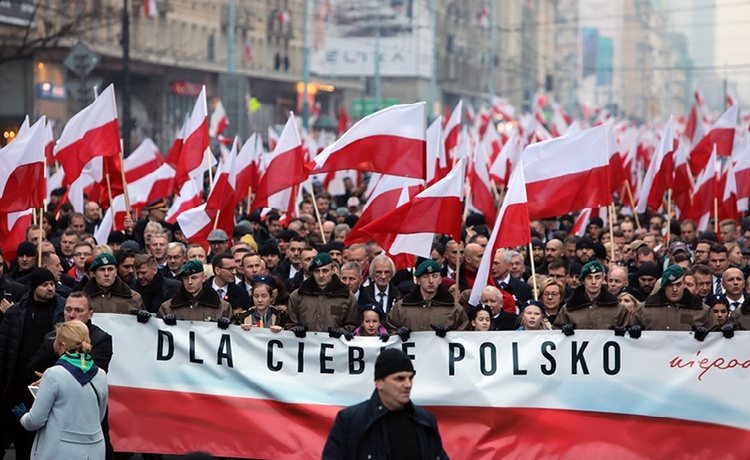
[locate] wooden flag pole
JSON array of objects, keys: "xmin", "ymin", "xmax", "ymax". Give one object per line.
[
  {"xmin": 105, "ymin": 172, "xmax": 116, "ymax": 231},
  {"xmin": 206, "ymin": 147, "xmax": 214, "ymax": 190},
  {"xmin": 714, "ymin": 196, "xmax": 719, "ymax": 234},
  {"xmin": 213, "ymin": 209, "xmax": 221, "ymax": 230},
  {"xmin": 666, "ymin": 189, "xmax": 672, "ymax": 246},
  {"xmin": 308, "ymin": 178, "xmax": 327, "ymax": 244},
  {"xmin": 37, "ymin": 208, "xmax": 43, "ymax": 267},
  {"xmin": 623, "ymin": 180, "xmax": 641, "ymax": 231},
  {"xmin": 608, "ymin": 203, "xmax": 616, "ymax": 263},
  {"xmin": 528, "ymin": 242, "xmax": 538, "ymax": 301}
]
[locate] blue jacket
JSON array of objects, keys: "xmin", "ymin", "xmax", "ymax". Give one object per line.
[{"xmin": 323, "ymin": 390, "xmax": 448, "ymax": 460}]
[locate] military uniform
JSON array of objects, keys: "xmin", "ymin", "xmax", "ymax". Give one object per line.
[
  {"xmin": 554, "ymin": 286, "xmax": 630, "ymax": 330},
  {"xmin": 634, "ymin": 289, "xmax": 718, "ymax": 331},
  {"xmin": 285, "ymin": 275, "xmax": 359, "ymax": 332},
  {"xmin": 158, "ymin": 282, "xmax": 232, "ymax": 321},
  {"xmin": 387, "ymin": 284, "xmax": 468, "ymax": 332}
]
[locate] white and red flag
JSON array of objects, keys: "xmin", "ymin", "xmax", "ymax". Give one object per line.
[
  {"xmin": 209, "ymin": 99, "xmax": 230, "ymax": 139},
  {"xmin": 174, "ymin": 86, "xmax": 210, "ymax": 192},
  {"xmin": 690, "ymin": 146, "xmax": 718, "ymax": 231},
  {"xmin": 346, "ymin": 174, "xmax": 424, "ymax": 245},
  {"xmin": 489, "ymin": 130, "xmax": 521, "ymax": 187},
  {"xmin": 124, "ymin": 138, "xmax": 163, "ymax": 183},
  {"xmin": 672, "ymin": 139, "xmax": 693, "ymax": 218},
  {"xmin": 164, "ymin": 116, "xmax": 187, "ymax": 170},
  {"xmin": 252, "ymin": 114, "xmax": 307, "ymax": 211},
  {"xmin": 735, "ymin": 143, "xmax": 750, "ymax": 211},
  {"xmin": 308, "ymin": 102, "xmax": 426, "ymax": 179},
  {"xmin": 522, "ymin": 125, "xmax": 611, "ymax": 220},
  {"xmin": 443, "ymin": 101, "xmax": 462, "ymax": 160},
  {"xmin": 143, "ymin": 0, "xmax": 157, "ymax": 17},
  {"xmin": 636, "ymin": 117, "xmax": 676, "ymax": 214},
  {"xmin": 44, "ymin": 119, "xmax": 55, "ymax": 166},
  {"xmin": 234, "ymin": 133, "xmax": 265, "ymax": 206},
  {"xmin": 0, "ymin": 210, "xmax": 32, "ymax": 261},
  {"xmin": 55, "ymin": 84, "xmax": 121, "ymax": 185},
  {"xmin": 468, "ymin": 141, "xmax": 496, "ymax": 227},
  {"xmin": 720, "ymin": 159, "xmax": 739, "ymax": 224},
  {"xmin": 469, "ymin": 162, "xmax": 530, "ymax": 306},
  {"xmin": 165, "ymin": 177, "xmax": 203, "ymax": 224},
  {"xmin": 0, "ymin": 116, "xmax": 46, "ymax": 212},
  {"xmin": 358, "ymin": 158, "xmax": 466, "ymax": 260},
  {"xmin": 425, "ymin": 116, "xmax": 445, "ymax": 186},
  {"xmin": 688, "ymin": 104, "xmax": 738, "ymax": 176},
  {"xmin": 491, "ymin": 96, "xmax": 516, "ymax": 120},
  {"xmin": 570, "ymin": 207, "xmax": 608, "ymax": 237}
]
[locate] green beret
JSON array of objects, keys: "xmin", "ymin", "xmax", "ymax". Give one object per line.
[
  {"xmin": 661, "ymin": 264, "xmax": 685, "ymax": 287},
  {"xmin": 578, "ymin": 260, "xmax": 605, "ymax": 280},
  {"xmin": 90, "ymin": 253, "xmax": 117, "ymax": 272},
  {"xmin": 415, "ymin": 259, "xmax": 441, "ymax": 277},
  {"xmin": 177, "ymin": 260, "xmax": 204, "ymax": 278},
  {"xmin": 309, "ymin": 253, "xmax": 333, "ymax": 271}
]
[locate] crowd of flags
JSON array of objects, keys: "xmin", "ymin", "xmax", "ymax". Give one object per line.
[{"xmin": 1, "ymin": 83, "xmax": 748, "ymax": 281}]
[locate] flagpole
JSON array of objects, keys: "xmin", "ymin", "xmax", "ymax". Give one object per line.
[
  {"xmin": 246, "ymin": 186, "xmax": 252, "ymax": 217},
  {"xmin": 623, "ymin": 180, "xmax": 641, "ymax": 230},
  {"xmin": 608, "ymin": 203, "xmax": 616, "ymax": 263},
  {"xmin": 105, "ymin": 172, "xmax": 117, "ymax": 231},
  {"xmin": 462, "ymin": 184, "xmax": 472, "ymax": 222},
  {"xmin": 528, "ymin": 242, "xmax": 538, "ymax": 301},
  {"xmin": 714, "ymin": 196, "xmax": 719, "ymax": 234},
  {"xmin": 118, "ymin": 147, "xmax": 131, "ymax": 212},
  {"xmin": 453, "ymin": 248, "xmax": 461, "ymax": 303},
  {"xmin": 206, "ymin": 147, "xmax": 214, "ymax": 190},
  {"xmin": 666, "ymin": 189, "xmax": 672, "ymax": 246},
  {"xmin": 213, "ymin": 209, "xmax": 221, "ymax": 230},
  {"xmin": 37, "ymin": 208, "xmax": 43, "ymax": 267},
  {"xmin": 308, "ymin": 178, "xmax": 327, "ymax": 244}
]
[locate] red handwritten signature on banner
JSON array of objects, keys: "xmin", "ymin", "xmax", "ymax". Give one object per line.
[{"xmin": 669, "ymin": 351, "xmax": 750, "ymax": 381}]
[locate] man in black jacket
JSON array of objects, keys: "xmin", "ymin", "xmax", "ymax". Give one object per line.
[
  {"xmin": 133, "ymin": 254, "xmax": 181, "ymax": 314},
  {"xmin": 323, "ymin": 348, "xmax": 447, "ymax": 459},
  {"xmin": 0, "ymin": 268, "xmax": 65, "ymax": 459}
]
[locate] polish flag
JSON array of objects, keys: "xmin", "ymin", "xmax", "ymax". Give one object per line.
[
  {"xmin": 176, "ymin": 203, "xmax": 214, "ymax": 250},
  {"xmin": 606, "ymin": 123, "xmax": 626, "ymax": 194},
  {"xmin": 0, "ymin": 209, "xmax": 32, "ymax": 261},
  {"xmin": 719, "ymin": 160, "xmax": 739, "ymax": 224},
  {"xmin": 483, "ymin": 120, "xmax": 503, "ymax": 164},
  {"xmin": 336, "ymin": 104, "xmax": 350, "ymax": 136},
  {"xmin": 468, "ymin": 141, "xmax": 496, "ymax": 226},
  {"xmin": 252, "ymin": 114, "xmax": 307, "ymax": 211},
  {"xmin": 234, "ymin": 133, "xmax": 265, "ymax": 205},
  {"xmin": 425, "ymin": 116, "xmax": 446, "ymax": 186},
  {"xmin": 165, "ymin": 177, "xmax": 203, "ymax": 224},
  {"xmin": 636, "ymin": 117, "xmax": 676, "ymax": 214},
  {"xmin": 17, "ymin": 115, "xmax": 29, "ymax": 136},
  {"xmin": 143, "ymin": 0, "xmax": 157, "ymax": 17},
  {"xmin": 688, "ymin": 105, "xmax": 738, "ymax": 176},
  {"xmin": 174, "ymin": 86, "xmax": 210, "ymax": 192},
  {"xmin": 165, "ymin": 116, "xmax": 187, "ymax": 169},
  {"xmin": 443, "ymin": 101, "xmax": 462, "ymax": 158},
  {"xmin": 268, "ymin": 126, "xmax": 279, "ymax": 152},
  {"xmin": 345, "ymin": 174, "xmax": 423, "ymax": 245},
  {"xmin": 550, "ymin": 104, "xmax": 571, "ymax": 137},
  {"xmin": 735, "ymin": 143, "xmax": 750, "ymax": 211},
  {"xmin": 128, "ymin": 163, "xmax": 176, "ymax": 210},
  {"xmin": 124, "ymin": 138, "xmax": 163, "ymax": 183},
  {"xmin": 691, "ymin": 146, "xmax": 718, "ymax": 231},
  {"xmin": 44, "ymin": 119, "xmax": 55, "ymax": 166},
  {"xmin": 476, "ymin": 107, "xmax": 492, "ymax": 138},
  {"xmin": 209, "ymin": 99, "xmax": 230, "ymax": 139},
  {"xmin": 489, "ymin": 131, "xmax": 521, "ymax": 187},
  {"xmin": 204, "ymin": 138, "xmax": 239, "ymax": 237},
  {"xmin": 491, "ymin": 96, "xmax": 516, "ymax": 120},
  {"xmin": 94, "ymin": 194, "xmax": 128, "ymax": 244},
  {"xmin": 358, "ymin": 158, "xmax": 466, "ymax": 259},
  {"xmin": 570, "ymin": 207, "xmax": 608, "ymax": 237},
  {"xmin": 55, "ymin": 84, "xmax": 121, "ymax": 185},
  {"xmin": 308, "ymin": 103, "xmax": 426, "ymax": 179},
  {"xmin": 469, "ymin": 163, "xmax": 530, "ymax": 306},
  {"xmin": 672, "ymin": 139, "xmax": 693, "ymax": 218},
  {"xmin": 522, "ymin": 125, "xmax": 611, "ymax": 220},
  {"xmin": 465, "ymin": 103, "xmax": 476, "ymax": 123},
  {"xmin": 0, "ymin": 116, "xmax": 46, "ymax": 212}
]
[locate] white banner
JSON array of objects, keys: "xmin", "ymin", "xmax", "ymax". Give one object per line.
[{"xmin": 95, "ymin": 314, "xmax": 750, "ymax": 459}]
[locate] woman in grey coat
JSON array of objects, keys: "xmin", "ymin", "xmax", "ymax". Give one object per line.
[{"xmin": 16, "ymin": 320, "xmax": 108, "ymax": 459}]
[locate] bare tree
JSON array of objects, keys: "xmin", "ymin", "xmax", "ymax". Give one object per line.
[{"xmin": 0, "ymin": 0, "xmax": 117, "ymax": 65}]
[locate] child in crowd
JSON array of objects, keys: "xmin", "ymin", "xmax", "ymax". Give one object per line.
[
  {"xmin": 353, "ymin": 304, "xmax": 389, "ymax": 337},
  {"xmin": 469, "ymin": 304, "xmax": 493, "ymax": 331},
  {"xmin": 517, "ymin": 301, "xmax": 552, "ymax": 331},
  {"xmin": 240, "ymin": 276, "xmax": 285, "ymax": 332},
  {"xmin": 706, "ymin": 294, "xmax": 729, "ymax": 327}
]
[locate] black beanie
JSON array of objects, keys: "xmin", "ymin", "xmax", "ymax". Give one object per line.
[
  {"xmin": 374, "ymin": 349, "xmax": 415, "ymax": 380},
  {"xmin": 17, "ymin": 241, "xmax": 36, "ymax": 258},
  {"xmin": 30, "ymin": 268, "xmax": 55, "ymax": 291}
]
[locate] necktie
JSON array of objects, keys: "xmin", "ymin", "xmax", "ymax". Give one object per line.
[
  {"xmin": 732, "ymin": 302, "xmax": 740, "ymax": 311},
  {"xmin": 715, "ymin": 279, "xmax": 723, "ymax": 295},
  {"xmin": 218, "ymin": 288, "xmax": 226, "ymax": 299},
  {"xmin": 378, "ymin": 292, "xmax": 386, "ymax": 310}
]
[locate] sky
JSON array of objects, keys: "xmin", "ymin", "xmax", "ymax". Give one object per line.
[{"xmin": 715, "ymin": 0, "xmax": 750, "ymax": 103}]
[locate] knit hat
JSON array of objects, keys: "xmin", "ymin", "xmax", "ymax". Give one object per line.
[
  {"xmin": 90, "ymin": 253, "xmax": 117, "ymax": 272},
  {"xmin": 17, "ymin": 241, "xmax": 36, "ymax": 258},
  {"xmin": 579, "ymin": 260, "xmax": 605, "ymax": 280},
  {"xmin": 178, "ymin": 260, "xmax": 204, "ymax": 277},
  {"xmin": 440, "ymin": 277, "xmax": 456, "ymax": 291},
  {"xmin": 309, "ymin": 253, "xmax": 333, "ymax": 271},
  {"xmin": 415, "ymin": 259, "xmax": 440, "ymax": 277},
  {"xmin": 240, "ymin": 234, "xmax": 258, "ymax": 252},
  {"xmin": 660, "ymin": 264, "xmax": 685, "ymax": 287},
  {"xmin": 259, "ymin": 243, "xmax": 280, "ymax": 257},
  {"xmin": 374, "ymin": 348, "xmax": 415, "ymax": 381},
  {"xmin": 30, "ymin": 268, "xmax": 55, "ymax": 291},
  {"xmin": 107, "ymin": 231, "xmax": 127, "ymax": 245},
  {"xmin": 637, "ymin": 262, "xmax": 660, "ymax": 279}
]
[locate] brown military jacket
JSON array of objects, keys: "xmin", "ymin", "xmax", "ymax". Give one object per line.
[
  {"xmin": 158, "ymin": 282, "xmax": 232, "ymax": 322},
  {"xmin": 81, "ymin": 277, "xmax": 144, "ymax": 315},
  {"xmin": 284, "ymin": 275, "xmax": 359, "ymax": 332},
  {"xmin": 633, "ymin": 288, "xmax": 718, "ymax": 331},
  {"xmin": 386, "ymin": 285, "xmax": 469, "ymax": 333},
  {"xmin": 554, "ymin": 286, "xmax": 630, "ymax": 330}
]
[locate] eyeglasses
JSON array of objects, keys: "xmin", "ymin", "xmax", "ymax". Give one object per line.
[
  {"xmin": 220, "ymin": 266, "xmax": 237, "ymax": 272},
  {"xmin": 543, "ymin": 292, "xmax": 561, "ymax": 297},
  {"xmin": 548, "ymin": 274, "xmax": 566, "ymax": 279}
]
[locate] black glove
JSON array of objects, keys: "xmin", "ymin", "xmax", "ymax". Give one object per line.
[
  {"xmin": 431, "ymin": 324, "xmax": 450, "ymax": 338},
  {"xmin": 396, "ymin": 327, "xmax": 412, "ymax": 342},
  {"xmin": 628, "ymin": 325, "xmax": 642, "ymax": 339},
  {"xmin": 561, "ymin": 324, "xmax": 576, "ymax": 336},
  {"xmin": 379, "ymin": 333, "xmax": 390, "ymax": 342},
  {"xmin": 163, "ymin": 314, "xmax": 177, "ymax": 326},
  {"xmin": 611, "ymin": 325, "xmax": 627, "ymax": 337},
  {"xmin": 136, "ymin": 310, "xmax": 151, "ymax": 324},
  {"xmin": 328, "ymin": 327, "xmax": 343, "ymax": 338},
  {"xmin": 342, "ymin": 330, "xmax": 354, "ymax": 341},
  {"xmin": 292, "ymin": 326, "xmax": 308, "ymax": 338},
  {"xmin": 721, "ymin": 324, "xmax": 735, "ymax": 339},
  {"xmin": 11, "ymin": 403, "xmax": 27, "ymax": 420},
  {"xmin": 217, "ymin": 317, "xmax": 231, "ymax": 330},
  {"xmin": 693, "ymin": 326, "xmax": 709, "ymax": 342}
]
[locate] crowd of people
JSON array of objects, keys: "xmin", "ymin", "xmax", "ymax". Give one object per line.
[{"xmin": 2, "ymin": 186, "xmax": 750, "ymax": 458}]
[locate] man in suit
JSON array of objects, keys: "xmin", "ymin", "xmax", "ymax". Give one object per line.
[
  {"xmin": 364, "ymin": 255, "xmax": 400, "ymax": 314},
  {"xmin": 340, "ymin": 262, "xmax": 375, "ymax": 308},
  {"xmin": 209, "ymin": 252, "xmax": 251, "ymax": 317},
  {"xmin": 492, "ymin": 249, "xmax": 532, "ymax": 306}
]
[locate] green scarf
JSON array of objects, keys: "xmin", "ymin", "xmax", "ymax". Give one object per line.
[{"xmin": 58, "ymin": 352, "xmax": 95, "ymax": 373}]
